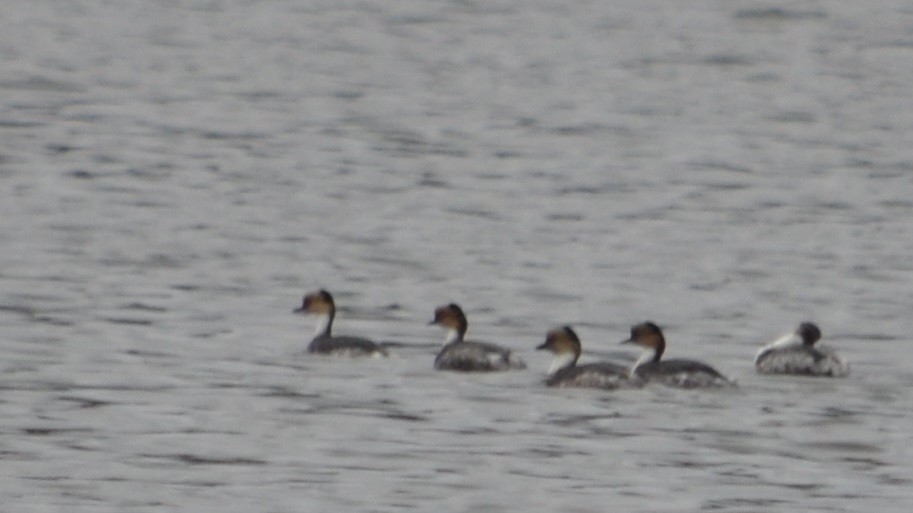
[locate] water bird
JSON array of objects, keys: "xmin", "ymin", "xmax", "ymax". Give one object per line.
[
  {"xmin": 293, "ymin": 289, "xmax": 388, "ymax": 357},
  {"xmin": 621, "ymin": 321, "xmax": 734, "ymax": 388},
  {"xmin": 536, "ymin": 326, "xmax": 639, "ymax": 389},
  {"xmin": 755, "ymin": 322, "xmax": 848, "ymax": 377},
  {"xmin": 430, "ymin": 303, "xmax": 525, "ymax": 371}
]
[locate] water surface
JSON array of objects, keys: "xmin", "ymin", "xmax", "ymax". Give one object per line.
[{"xmin": 2, "ymin": 1, "xmax": 913, "ymax": 511}]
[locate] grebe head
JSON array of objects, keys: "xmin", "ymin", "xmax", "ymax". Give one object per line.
[
  {"xmin": 797, "ymin": 322, "xmax": 822, "ymax": 346},
  {"xmin": 430, "ymin": 303, "xmax": 468, "ymax": 343},
  {"xmin": 536, "ymin": 326, "xmax": 581, "ymax": 375},
  {"xmin": 293, "ymin": 289, "xmax": 335, "ymax": 316},
  {"xmin": 621, "ymin": 321, "xmax": 666, "ymax": 362},
  {"xmin": 293, "ymin": 289, "xmax": 336, "ymax": 337}
]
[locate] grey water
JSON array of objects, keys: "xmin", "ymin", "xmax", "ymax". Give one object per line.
[{"xmin": 2, "ymin": 0, "xmax": 913, "ymax": 511}]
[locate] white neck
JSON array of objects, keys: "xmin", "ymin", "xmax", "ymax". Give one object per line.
[
  {"xmin": 547, "ymin": 352, "xmax": 577, "ymax": 375},
  {"xmin": 768, "ymin": 332, "xmax": 802, "ymax": 350},
  {"xmin": 755, "ymin": 332, "xmax": 801, "ymax": 361},
  {"xmin": 443, "ymin": 328, "xmax": 461, "ymax": 345},
  {"xmin": 630, "ymin": 348, "xmax": 655, "ymax": 378},
  {"xmin": 313, "ymin": 313, "xmax": 332, "ymax": 337}
]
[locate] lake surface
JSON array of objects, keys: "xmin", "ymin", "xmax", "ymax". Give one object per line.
[{"xmin": 2, "ymin": 1, "xmax": 913, "ymax": 511}]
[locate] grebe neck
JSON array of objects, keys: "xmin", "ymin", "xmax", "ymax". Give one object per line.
[
  {"xmin": 547, "ymin": 352, "xmax": 578, "ymax": 375},
  {"xmin": 314, "ymin": 313, "xmax": 333, "ymax": 337},
  {"xmin": 443, "ymin": 328, "xmax": 462, "ymax": 345},
  {"xmin": 631, "ymin": 347, "xmax": 657, "ymax": 378}
]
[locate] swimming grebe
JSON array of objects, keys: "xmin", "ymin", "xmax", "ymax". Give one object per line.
[
  {"xmin": 621, "ymin": 321, "xmax": 733, "ymax": 388},
  {"xmin": 430, "ymin": 303, "xmax": 525, "ymax": 371},
  {"xmin": 755, "ymin": 322, "xmax": 848, "ymax": 377},
  {"xmin": 536, "ymin": 326, "xmax": 639, "ymax": 389},
  {"xmin": 293, "ymin": 289, "xmax": 388, "ymax": 357}
]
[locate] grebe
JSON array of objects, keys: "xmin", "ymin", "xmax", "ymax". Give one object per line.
[
  {"xmin": 536, "ymin": 326, "xmax": 639, "ymax": 389},
  {"xmin": 755, "ymin": 322, "xmax": 848, "ymax": 377},
  {"xmin": 621, "ymin": 321, "xmax": 733, "ymax": 388},
  {"xmin": 293, "ymin": 289, "xmax": 388, "ymax": 357},
  {"xmin": 430, "ymin": 303, "xmax": 525, "ymax": 371}
]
